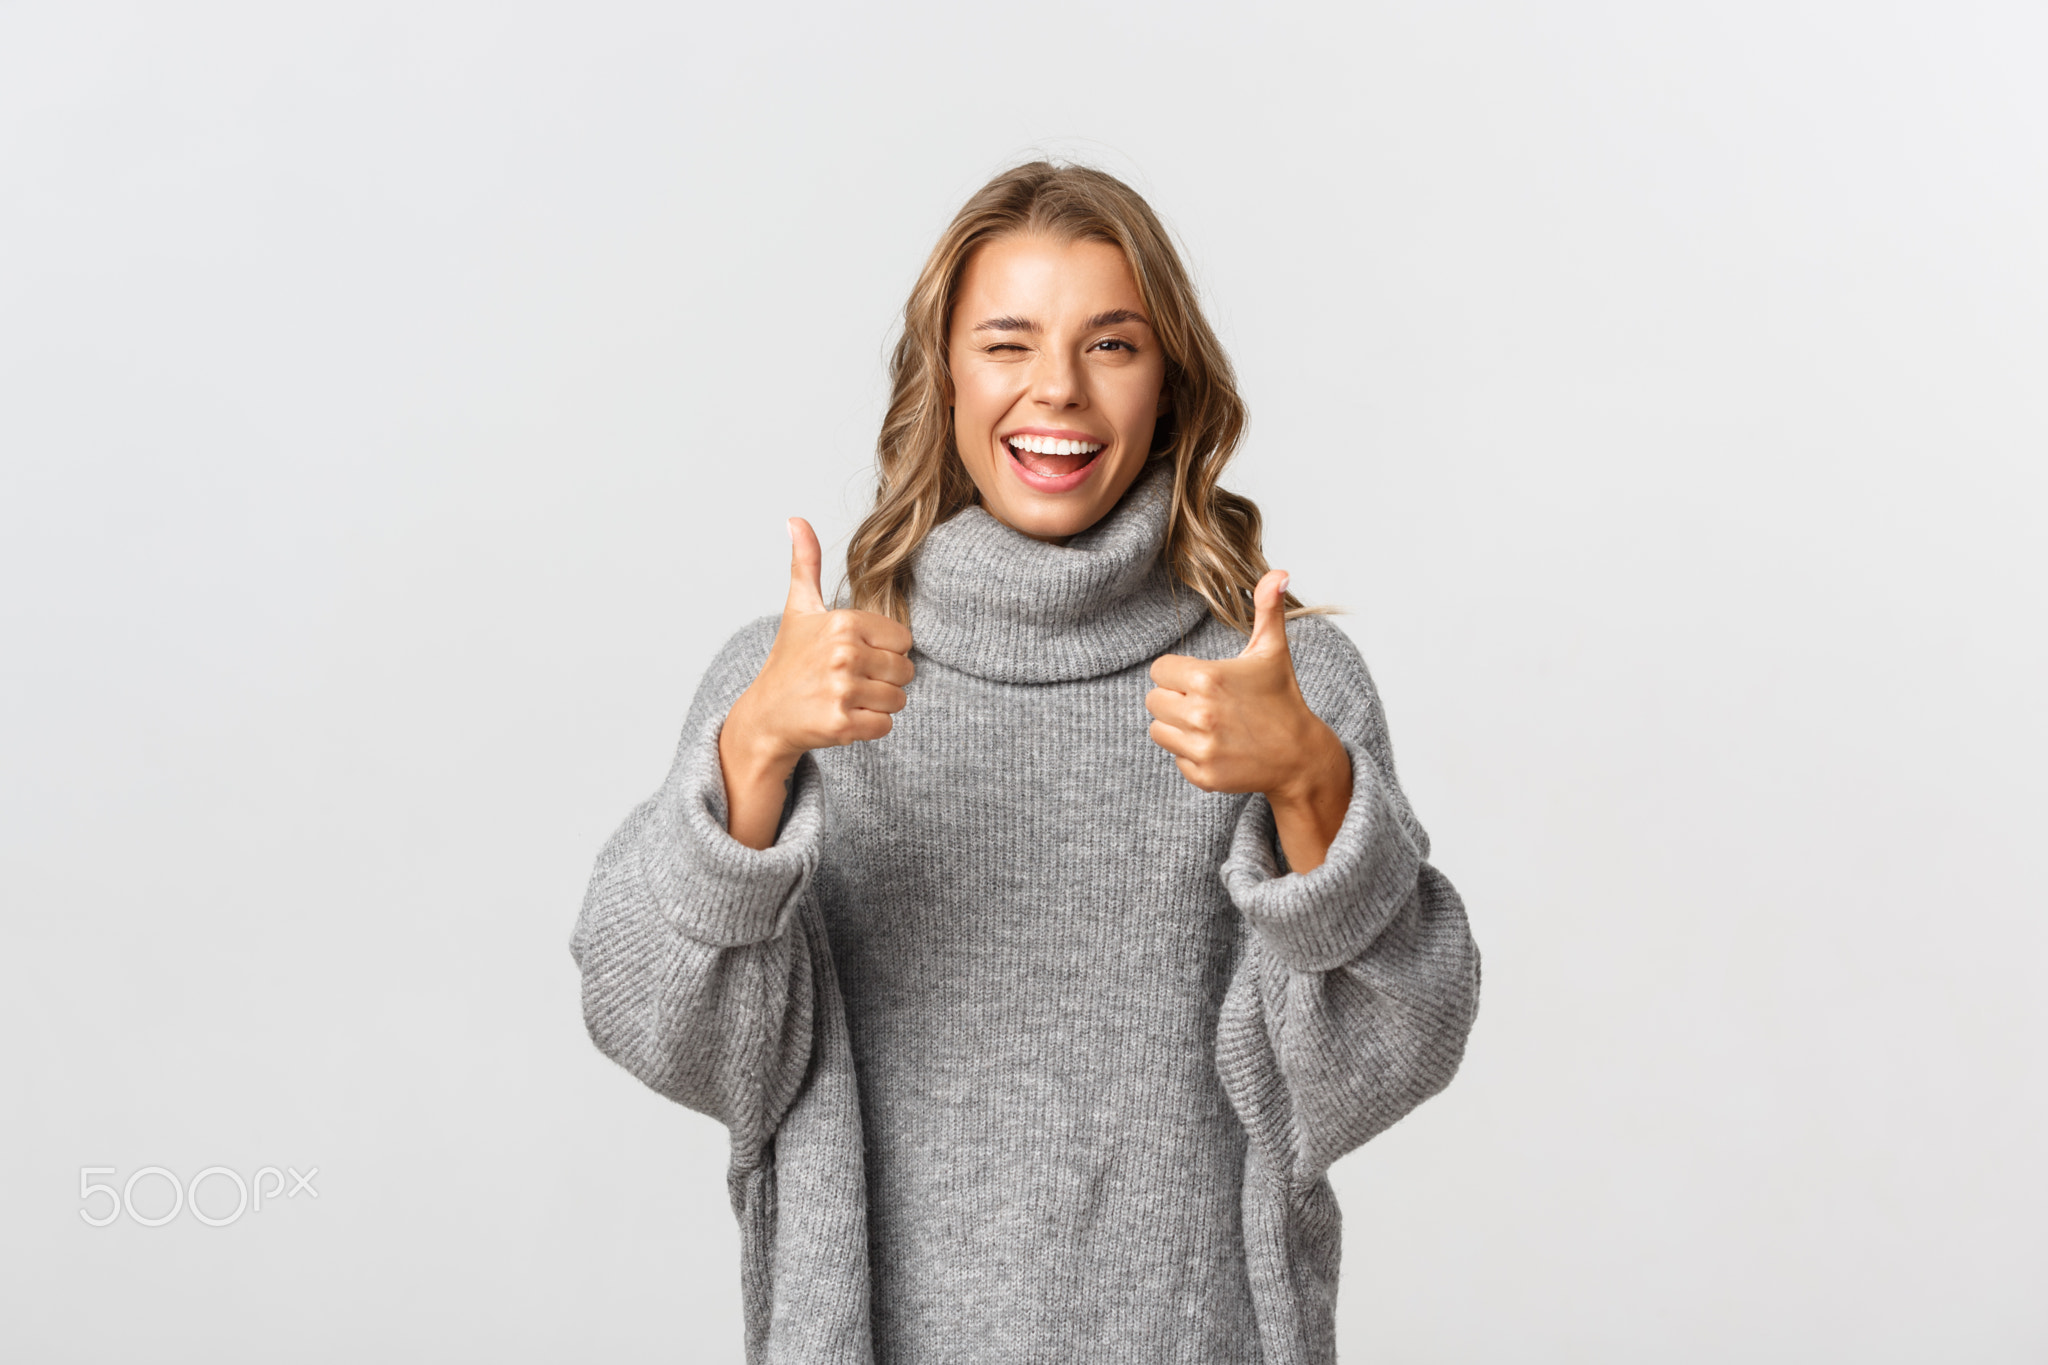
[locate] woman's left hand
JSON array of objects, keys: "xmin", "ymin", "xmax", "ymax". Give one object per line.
[{"xmin": 1146, "ymin": 570, "xmax": 1355, "ymax": 872}]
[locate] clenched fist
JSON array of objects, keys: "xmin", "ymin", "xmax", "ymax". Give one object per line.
[
  {"xmin": 1146, "ymin": 569, "xmax": 1353, "ymax": 872},
  {"xmin": 719, "ymin": 517, "xmax": 915, "ymax": 849}
]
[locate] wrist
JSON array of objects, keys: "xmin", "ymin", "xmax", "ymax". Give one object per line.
[
  {"xmin": 719, "ymin": 692, "xmax": 802, "ymax": 789},
  {"xmin": 1266, "ymin": 719, "xmax": 1350, "ymax": 817}
]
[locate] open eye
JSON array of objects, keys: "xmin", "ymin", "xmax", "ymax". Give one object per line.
[{"xmin": 1090, "ymin": 338, "xmax": 1135, "ymax": 353}]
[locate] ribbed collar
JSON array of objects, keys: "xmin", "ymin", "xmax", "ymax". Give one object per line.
[{"xmin": 908, "ymin": 463, "xmax": 1201, "ymax": 684}]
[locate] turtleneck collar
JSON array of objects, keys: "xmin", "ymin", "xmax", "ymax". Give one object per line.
[{"xmin": 907, "ymin": 462, "xmax": 1204, "ymax": 685}]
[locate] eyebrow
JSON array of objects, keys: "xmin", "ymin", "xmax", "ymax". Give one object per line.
[{"xmin": 970, "ymin": 308, "xmax": 1153, "ymax": 333}]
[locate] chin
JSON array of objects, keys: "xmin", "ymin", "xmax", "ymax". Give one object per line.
[
  {"xmin": 994, "ymin": 498, "xmax": 1102, "ymax": 543},
  {"xmin": 967, "ymin": 445, "xmax": 1148, "ymax": 543}
]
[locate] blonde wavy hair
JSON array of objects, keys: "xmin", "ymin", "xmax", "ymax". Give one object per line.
[{"xmin": 845, "ymin": 160, "xmax": 1309, "ymax": 635}]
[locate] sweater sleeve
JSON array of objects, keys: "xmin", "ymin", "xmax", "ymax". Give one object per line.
[
  {"xmin": 568, "ymin": 614, "xmax": 822, "ymax": 1169},
  {"xmin": 1214, "ymin": 617, "xmax": 1481, "ymax": 1186}
]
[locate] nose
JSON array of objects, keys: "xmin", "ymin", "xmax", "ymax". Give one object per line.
[{"xmin": 1028, "ymin": 347, "xmax": 1085, "ymax": 411}]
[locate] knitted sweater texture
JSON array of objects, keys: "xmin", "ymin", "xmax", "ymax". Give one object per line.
[{"xmin": 569, "ymin": 466, "xmax": 1481, "ymax": 1363}]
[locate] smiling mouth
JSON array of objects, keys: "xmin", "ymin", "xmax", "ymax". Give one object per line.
[{"xmin": 1005, "ymin": 432, "xmax": 1105, "ymax": 480}]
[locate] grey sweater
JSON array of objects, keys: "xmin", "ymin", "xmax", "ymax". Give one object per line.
[{"xmin": 570, "ymin": 466, "xmax": 1480, "ymax": 1363}]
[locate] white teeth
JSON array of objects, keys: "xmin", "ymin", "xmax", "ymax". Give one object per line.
[{"xmin": 1008, "ymin": 434, "xmax": 1103, "ymax": 456}]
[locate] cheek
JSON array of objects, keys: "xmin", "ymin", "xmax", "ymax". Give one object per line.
[
  {"xmin": 1114, "ymin": 365, "xmax": 1168, "ymax": 445},
  {"xmin": 950, "ymin": 369, "xmax": 1011, "ymax": 451}
]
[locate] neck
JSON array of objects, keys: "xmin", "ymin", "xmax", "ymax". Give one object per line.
[{"xmin": 907, "ymin": 463, "xmax": 1198, "ymax": 684}]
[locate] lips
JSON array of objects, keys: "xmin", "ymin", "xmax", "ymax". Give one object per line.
[
  {"xmin": 1002, "ymin": 431, "xmax": 1106, "ymax": 492},
  {"xmin": 1009, "ymin": 443, "xmax": 1095, "ymax": 479}
]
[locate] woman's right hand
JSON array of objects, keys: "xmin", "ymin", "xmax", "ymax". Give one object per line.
[{"xmin": 717, "ymin": 517, "xmax": 915, "ymax": 849}]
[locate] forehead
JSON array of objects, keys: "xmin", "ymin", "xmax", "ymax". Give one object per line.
[{"xmin": 954, "ymin": 234, "xmax": 1146, "ymax": 321}]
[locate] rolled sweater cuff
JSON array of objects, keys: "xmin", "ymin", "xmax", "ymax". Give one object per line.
[
  {"xmin": 1220, "ymin": 741, "xmax": 1423, "ymax": 972},
  {"xmin": 639, "ymin": 713, "xmax": 823, "ymax": 947}
]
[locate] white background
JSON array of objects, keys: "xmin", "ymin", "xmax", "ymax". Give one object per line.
[{"xmin": 4, "ymin": 1, "xmax": 2043, "ymax": 1359}]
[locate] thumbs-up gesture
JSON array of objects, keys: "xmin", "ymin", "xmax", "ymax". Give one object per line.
[
  {"xmin": 719, "ymin": 518, "xmax": 915, "ymax": 848},
  {"xmin": 1145, "ymin": 570, "xmax": 1353, "ymax": 871}
]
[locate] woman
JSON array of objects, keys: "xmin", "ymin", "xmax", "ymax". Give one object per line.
[{"xmin": 570, "ymin": 161, "xmax": 1480, "ymax": 1364}]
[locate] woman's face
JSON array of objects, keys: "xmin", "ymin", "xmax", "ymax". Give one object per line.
[{"xmin": 947, "ymin": 233, "xmax": 1168, "ymax": 542}]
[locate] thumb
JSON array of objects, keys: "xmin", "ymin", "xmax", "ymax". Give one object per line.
[
  {"xmin": 1241, "ymin": 569, "xmax": 1292, "ymax": 660},
  {"xmin": 785, "ymin": 517, "xmax": 826, "ymax": 615}
]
